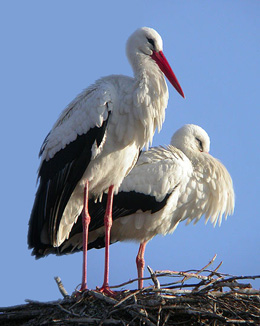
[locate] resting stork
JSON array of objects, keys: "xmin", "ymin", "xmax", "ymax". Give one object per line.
[
  {"xmin": 51, "ymin": 124, "xmax": 235, "ymax": 289},
  {"xmin": 28, "ymin": 27, "xmax": 184, "ymax": 294}
]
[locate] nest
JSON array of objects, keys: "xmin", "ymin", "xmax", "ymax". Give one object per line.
[{"xmin": 1, "ymin": 256, "xmax": 259, "ymax": 326}]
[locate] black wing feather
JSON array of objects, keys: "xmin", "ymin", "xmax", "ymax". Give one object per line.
[
  {"xmin": 87, "ymin": 191, "xmax": 171, "ymax": 232},
  {"xmin": 32, "ymin": 190, "xmax": 171, "ymax": 257},
  {"xmin": 28, "ymin": 116, "xmax": 110, "ymax": 257},
  {"xmin": 57, "ymin": 191, "xmax": 171, "ymax": 253}
]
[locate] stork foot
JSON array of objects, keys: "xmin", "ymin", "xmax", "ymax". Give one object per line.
[
  {"xmin": 73, "ymin": 285, "xmax": 89, "ymax": 299},
  {"xmin": 79, "ymin": 282, "xmax": 87, "ymax": 293},
  {"xmin": 97, "ymin": 283, "xmax": 115, "ymax": 296}
]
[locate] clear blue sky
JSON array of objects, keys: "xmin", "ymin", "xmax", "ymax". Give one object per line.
[{"xmin": 1, "ymin": 1, "xmax": 259, "ymax": 307}]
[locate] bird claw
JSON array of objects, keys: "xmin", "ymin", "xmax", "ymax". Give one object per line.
[
  {"xmin": 96, "ymin": 284, "xmax": 116, "ymax": 297},
  {"xmin": 78, "ymin": 282, "xmax": 88, "ymax": 293},
  {"xmin": 71, "ymin": 282, "xmax": 89, "ymax": 299}
]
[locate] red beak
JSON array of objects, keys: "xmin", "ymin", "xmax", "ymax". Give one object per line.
[{"xmin": 151, "ymin": 51, "xmax": 185, "ymax": 98}]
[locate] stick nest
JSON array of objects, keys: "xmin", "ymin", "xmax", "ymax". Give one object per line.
[{"xmin": 1, "ymin": 256, "xmax": 259, "ymax": 326}]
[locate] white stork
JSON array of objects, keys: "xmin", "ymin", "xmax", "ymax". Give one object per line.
[
  {"xmin": 53, "ymin": 124, "xmax": 235, "ymax": 289},
  {"xmin": 28, "ymin": 27, "xmax": 184, "ymax": 294}
]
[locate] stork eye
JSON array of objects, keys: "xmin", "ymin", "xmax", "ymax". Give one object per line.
[
  {"xmin": 147, "ymin": 38, "xmax": 155, "ymax": 48},
  {"xmin": 195, "ymin": 137, "xmax": 203, "ymax": 152}
]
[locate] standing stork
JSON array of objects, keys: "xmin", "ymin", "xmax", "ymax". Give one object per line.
[
  {"xmin": 28, "ymin": 27, "xmax": 185, "ymax": 294},
  {"xmin": 50, "ymin": 124, "xmax": 235, "ymax": 289}
]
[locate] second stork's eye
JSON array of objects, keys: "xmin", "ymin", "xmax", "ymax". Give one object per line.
[
  {"xmin": 195, "ymin": 137, "xmax": 204, "ymax": 152},
  {"xmin": 147, "ymin": 38, "xmax": 155, "ymax": 49}
]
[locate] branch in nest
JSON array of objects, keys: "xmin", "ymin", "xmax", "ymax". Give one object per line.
[
  {"xmin": 54, "ymin": 276, "xmax": 69, "ymax": 298},
  {"xmin": 147, "ymin": 265, "xmax": 160, "ymax": 289}
]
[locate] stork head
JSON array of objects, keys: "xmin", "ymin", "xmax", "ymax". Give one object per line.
[
  {"xmin": 126, "ymin": 27, "xmax": 185, "ymax": 98},
  {"xmin": 171, "ymin": 124, "xmax": 210, "ymax": 155}
]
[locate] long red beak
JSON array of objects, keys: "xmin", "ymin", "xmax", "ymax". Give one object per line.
[{"xmin": 151, "ymin": 51, "xmax": 185, "ymax": 98}]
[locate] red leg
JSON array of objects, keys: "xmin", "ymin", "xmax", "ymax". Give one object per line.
[
  {"xmin": 79, "ymin": 181, "xmax": 91, "ymax": 292},
  {"xmin": 98, "ymin": 185, "xmax": 115, "ymax": 295},
  {"xmin": 136, "ymin": 241, "xmax": 147, "ymax": 289}
]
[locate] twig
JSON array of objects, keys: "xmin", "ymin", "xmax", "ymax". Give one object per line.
[
  {"xmin": 144, "ymin": 288, "xmax": 193, "ymax": 295},
  {"xmin": 56, "ymin": 303, "xmax": 80, "ymax": 317},
  {"xmin": 88, "ymin": 290, "xmax": 118, "ymax": 305},
  {"xmin": 53, "ymin": 317, "xmax": 125, "ymax": 325},
  {"xmin": 113, "ymin": 288, "xmax": 148, "ymax": 308},
  {"xmin": 161, "ymin": 311, "xmax": 171, "ymax": 326},
  {"xmin": 183, "ymin": 254, "xmax": 218, "ymax": 283},
  {"xmin": 126, "ymin": 305, "xmax": 157, "ymax": 326},
  {"xmin": 198, "ymin": 275, "xmax": 260, "ymax": 294},
  {"xmin": 25, "ymin": 299, "xmax": 63, "ymax": 305},
  {"xmin": 147, "ymin": 265, "xmax": 160, "ymax": 289},
  {"xmin": 154, "ymin": 270, "xmax": 214, "ymax": 281},
  {"xmin": 110, "ymin": 275, "xmax": 152, "ymax": 289},
  {"xmin": 192, "ymin": 260, "xmax": 224, "ymax": 292},
  {"xmin": 157, "ymin": 305, "xmax": 162, "ymax": 326},
  {"xmin": 110, "ymin": 303, "xmax": 157, "ymax": 326},
  {"xmin": 54, "ymin": 276, "xmax": 69, "ymax": 298},
  {"xmin": 232, "ymin": 288, "xmax": 260, "ymax": 295}
]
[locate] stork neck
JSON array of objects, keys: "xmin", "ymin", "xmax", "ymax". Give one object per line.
[
  {"xmin": 130, "ymin": 56, "xmax": 169, "ymax": 148},
  {"xmin": 134, "ymin": 55, "xmax": 166, "ymax": 88},
  {"xmin": 132, "ymin": 55, "xmax": 169, "ymax": 102}
]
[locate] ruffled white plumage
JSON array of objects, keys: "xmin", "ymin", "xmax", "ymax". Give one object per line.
[
  {"xmin": 86, "ymin": 124, "xmax": 235, "ymax": 246},
  {"xmin": 57, "ymin": 124, "xmax": 235, "ymax": 257}
]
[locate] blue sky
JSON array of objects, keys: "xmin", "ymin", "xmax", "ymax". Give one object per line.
[{"xmin": 1, "ymin": 1, "xmax": 259, "ymax": 307}]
